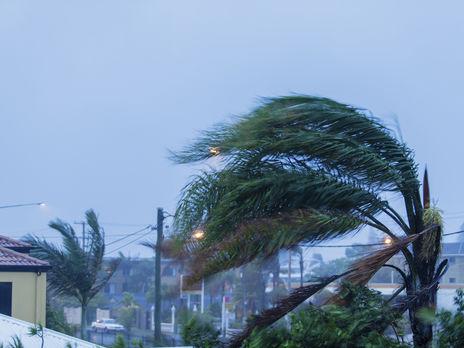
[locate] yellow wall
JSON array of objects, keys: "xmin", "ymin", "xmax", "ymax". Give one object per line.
[{"xmin": 0, "ymin": 272, "xmax": 47, "ymax": 325}]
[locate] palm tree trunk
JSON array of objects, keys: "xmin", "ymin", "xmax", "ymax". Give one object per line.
[
  {"xmin": 80, "ymin": 304, "xmax": 87, "ymax": 340},
  {"xmin": 410, "ymin": 284, "xmax": 436, "ymax": 348},
  {"xmin": 410, "ymin": 235, "xmax": 439, "ymax": 348}
]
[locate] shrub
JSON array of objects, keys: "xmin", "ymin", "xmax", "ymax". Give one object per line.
[
  {"xmin": 436, "ymin": 289, "xmax": 464, "ymax": 347},
  {"xmin": 181, "ymin": 314, "xmax": 220, "ymax": 348},
  {"xmin": 245, "ymin": 283, "xmax": 408, "ymax": 348},
  {"xmin": 112, "ymin": 335, "xmax": 126, "ymax": 348}
]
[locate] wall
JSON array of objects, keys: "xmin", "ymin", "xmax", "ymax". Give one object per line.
[{"xmin": 0, "ymin": 271, "xmax": 46, "ymax": 324}]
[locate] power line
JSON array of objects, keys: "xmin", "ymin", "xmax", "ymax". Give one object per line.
[
  {"xmin": 100, "ymin": 222, "xmax": 151, "ymax": 227},
  {"xmin": 298, "ymin": 229, "xmax": 464, "ymax": 249},
  {"xmin": 105, "ymin": 225, "xmax": 152, "ymax": 247},
  {"xmin": 105, "ymin": 230, "xmax": 153, "ymax": 255}
]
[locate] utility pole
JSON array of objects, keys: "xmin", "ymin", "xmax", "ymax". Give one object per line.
[
  {"xmin": 154, "ymin": 207, "xmax": 164, "ymax": 344},
  {"xmin": 288, "ymin": 250, "xmax": 292, "ymax": 290},
  {"xmin": 74, "ymin": 221, "xmax": 87, "ymax": 250}
]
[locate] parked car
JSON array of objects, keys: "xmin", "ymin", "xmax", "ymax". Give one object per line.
[{"xmin": 91, "ymin": 318, "xmax": 125, "ymax": 332}]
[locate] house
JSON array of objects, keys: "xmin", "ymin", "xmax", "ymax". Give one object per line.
[
  {"xmin": 0, "ymin": 235, "xmax": 50, "ymax": 324},
  {"xmin": 97, "ymin": 257, "xmax": 182, "ymax": 331}
]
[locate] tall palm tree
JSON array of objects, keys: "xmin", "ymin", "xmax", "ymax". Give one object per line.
[
  {"xmin": 26, "ymin": 209, "xmax": 121, "ymax": 340},
  {"xmin": 172, "ymin": 96, "xmax": 445, "ymax": 347}
]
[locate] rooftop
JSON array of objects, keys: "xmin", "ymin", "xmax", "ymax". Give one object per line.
[
  {"xmin": 0, "ymin": 246, "xmax": 50, "ymax": 272},
  {"xmin": 0, "ymin": 235, "xmax": 32, "ymax": 253}
]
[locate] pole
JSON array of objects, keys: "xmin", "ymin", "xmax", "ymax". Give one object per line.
[
  {"xmin": 299, "ymin": 249, "xmax": 304, "ymax": 287},
  {"xmin": 201, "ymin": 279, "xmax": 205, "ymax": 314},
  {"xmin": 288, "ymin": 250, "xmax": 292, "ymax": 290},
  {"xmin": 154, "ymin": 207, "xmax": 164, "ymax": 344},
  {"xmin": 74, "ymin": 222, "xmax": 87, "ymax": 250}
]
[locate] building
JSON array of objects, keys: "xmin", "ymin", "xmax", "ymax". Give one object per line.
[
  {"xmin": 0, "ymin": 235, "xmax": 50, "ymax": 324},
  {"xmin": 439, "ymin": 242, "xmax": 464, "ymax": 284},
  {"xmin": 366, "ymin": 241, "xmax": 464, "ymax": 310},
  {"xmin": 98, "ymin": 257, "xmax": 183, "ymax": 331}
]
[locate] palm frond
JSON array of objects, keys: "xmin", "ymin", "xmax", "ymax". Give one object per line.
[
  {"xmin": 185, "ymin": 209, "xmax": 365, "ymax": 283},
  {"xmin": 172, "ymin": 95, "xmax": 418, "ymax": 193},
  {"xmin": 26, "ymin": 210, "xmax": 121, "ymax": 305}
]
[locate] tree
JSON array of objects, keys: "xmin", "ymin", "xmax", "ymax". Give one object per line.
[
  {"xmin": 117, "ymin": 292, "xmax": 138, "ymax": 333},
  {"xmin": 435, "ymin": 289, "xmax": 464, "ymax": 347},
  {"xmin": 26, "ymin": 209, "xmax": 121, "ymax": 340},
  {"xmin": 172, "ymin": 96, "xmax": 445, "ymax": 347}
]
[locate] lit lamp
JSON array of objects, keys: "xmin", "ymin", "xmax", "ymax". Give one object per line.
[
  {"xmin": 192, "ymin": 229, "xmax": 205, "ymax": 240},
  {"xmin": 384, "ymin": 236, "xmax": 393, "ymax": 245},
  {"xmin": 209, "ymin": 147, "xmax": 221, "ymax": 156}
]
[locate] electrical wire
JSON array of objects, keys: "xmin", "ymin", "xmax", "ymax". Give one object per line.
[
  {"xmin": 105, "ymin": 225, "xmax": 152, "ymax": 246},
  {"xmin": 104, "ymin": 230, "xmax": 153, "ymax": 255}
]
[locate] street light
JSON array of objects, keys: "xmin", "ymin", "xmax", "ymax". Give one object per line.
[
  {"xmin": 209, "ymin": 147, "xmax": 221, "ymax": 156},
  {"xmin": 0, "ymin": 202, "xmax": 46, "ymax": 209},
  {"xmin": 384, "ymin": 236, "xmax": 393, "ymax": 245},
  {"xmin": 192, "ymin": 228, "xmax": 205, "ymax": 240}
]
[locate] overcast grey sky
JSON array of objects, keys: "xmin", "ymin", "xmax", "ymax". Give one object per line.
[{"xmin": 1, "ymin": 1, "xmax": 463, "ymax": 257}]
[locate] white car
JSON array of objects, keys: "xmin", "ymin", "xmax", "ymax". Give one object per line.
[{"xmin": 91, "ymin": 318, "xmax": 125, "ymax": 332}]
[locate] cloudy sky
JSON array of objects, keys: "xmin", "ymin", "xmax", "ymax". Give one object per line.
[{"xmin": 1, "ymin": 1, "xmax": 463, "ymax": 258}]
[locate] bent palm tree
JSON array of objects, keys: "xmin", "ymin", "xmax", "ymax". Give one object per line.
[
  {"xmin": 25, "ymin": 209, "xmax": 120, "ymax": 340},
  {"xmin": 172, "ymin": 96, "xmax": 444, "ymax": 347}
]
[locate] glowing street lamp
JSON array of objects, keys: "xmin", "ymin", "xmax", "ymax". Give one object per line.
[
  {"xmin": 209, "ymin": 147, "xmax": 221, "ymax": 156},
  {"xmin": 384, "ymin": 236, "xmax": 393, "ymax": 245},
  {"xmin": 192, "ymin": 228, "xmax": 205, "ymax": 240}
]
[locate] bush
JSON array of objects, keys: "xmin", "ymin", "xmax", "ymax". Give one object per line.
[
  {"xmin": 245, "ymin": 283, "xmax": 408, "ymax": 348},
  {"xmin": 112, "ymin": 335, "xmax": 126, "ymax": 348},
  {"xmin": 181, "ymin": 314, "xmax": 221, "ymax": 348},
  {"xmin": 207, "ymin": 302, "xmax": 222, "ymax": 318},
  {"xmin": 436, "ymin": 289, "xmax": 464, "ymax": 347}
]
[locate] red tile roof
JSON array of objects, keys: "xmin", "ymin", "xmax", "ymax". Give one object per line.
[
  {"xmin": 0, "ymin": 235, "xmax": 32, "ymax": 253},
  {"xmin": 0, "ymin": 246, "xmax": 50, "ymax": 272}
]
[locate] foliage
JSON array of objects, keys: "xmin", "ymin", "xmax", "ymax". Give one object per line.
[
  {"xmin": 245, "ymin": 284, "xmax": 408, "ymax": 348},
  {"xmin": 46, "ymin": 302, "xmax": 74, "ymax": 335},
  {"xmin": 5, "ymin": 336, "xmax": 24, "ymax": 348},
  {"xmin": 112, "ymin": 335, "xmax": 126, "ymax": 348},
  {"xmin": 181, "ymin": 314, "xmax": 221, "ymax": 348},
  {"xmin": 25, "ymin": 209, "xmax": 121, "ymax": 339},
  {"xmin": 131, "ymin": 339, "xmax": 145, "ymax": 348},
  {"xmin": 28, "ymin": 324, "xmax": 44, "ymax": 348},
  {"xmin": 172, "ymin": 95, "xmax": 444, "ymax": 346},
  {"xmin": 207, "ymin": 302, "xmax": 222, "ymax": 318},
  {"xmin": 117, "ymin": 292, "xmax": 138, "ymax": 333},
  {"xmin": 435, "ymin": 289, "xmax": 464, "ymax": 347}
]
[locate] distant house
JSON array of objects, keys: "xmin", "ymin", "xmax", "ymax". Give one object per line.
[
  {"xmin": 0, "ymin": 235, "xmax": 50, "ymax": 324},
  {"xmin": 439, "ymin": 242, "xmax": 464, "ymax": 284}
]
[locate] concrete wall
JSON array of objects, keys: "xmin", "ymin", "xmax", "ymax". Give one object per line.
[{"xmin": 0, "ymin": 271, "xmax": 47, "ymax": 324}]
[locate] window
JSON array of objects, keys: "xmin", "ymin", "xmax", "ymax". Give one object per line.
[
  {"xmin": 162, "ymin": 266, "xmax": 175, "ymax": 277},
  {"xmin": 450, "ymin": 277, "xmax": 456, "ymax": 283},
  {"xmin": 0, "ymin": 282, "xmax": 12, "ymax": 316},
  {"xmin": 450, "ymin": 257, "xmax": 456, "ymax": 264}
]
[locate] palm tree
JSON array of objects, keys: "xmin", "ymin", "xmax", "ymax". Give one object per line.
[
  {"xmin": 26, "ymin": 209, "xmax": 121, "ymax": 340},
  {"xmin": 171, "ymin": 96, "xmax": 445, "ymax": 347}
]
